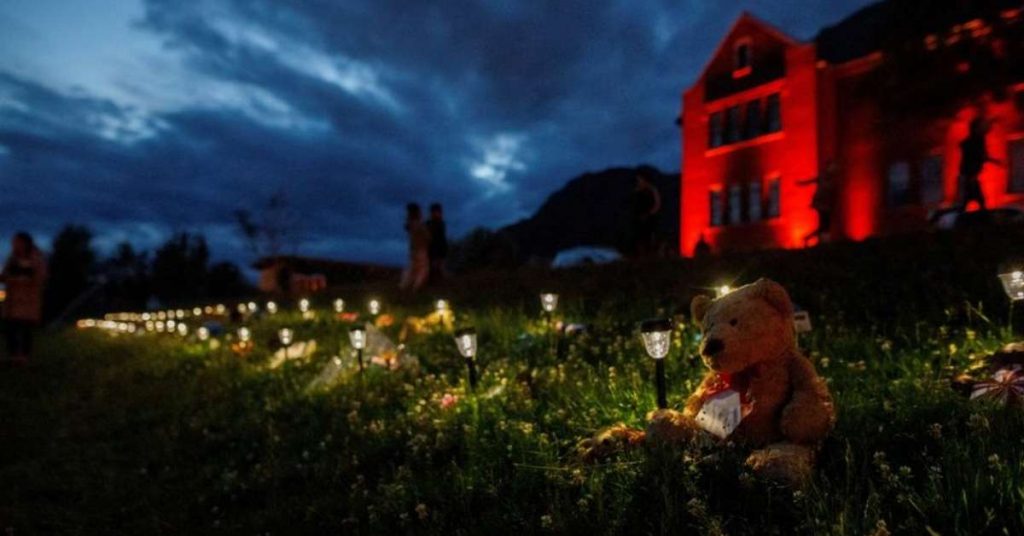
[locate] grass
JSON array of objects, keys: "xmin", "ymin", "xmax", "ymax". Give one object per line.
[{"xmin": 3, "ymin": 227, "xmax": 1024, "ymax": 534}]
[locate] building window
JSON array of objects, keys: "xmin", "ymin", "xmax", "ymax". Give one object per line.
[
  {"xmin": 765, "ymin": 94, "xmax": 781, "ymax": 132},
  {"xmin": 725, "ymin": 106, "xmax": 741, "ymax": 144},
  {"xmin": 735, "ymin": 41, "xmax": 751, "ymax": 70},
  {"xmin": 764, "ymin": 93, "xmax": 781, "ymax": 133},
  {"xmin": 887, "ymin": 161, "xmax": 912, "ymax": 206},
  {"xmin": 709, "ymin": 112, "xmax": 723, "ymax": 148},
  {"xmin": 710, "ymin": 190, "xmax": 723, "ymax": 226},
  {"xmin": 744, "ymin": 100, "xmax": 762, "ymax": 140},
  {"xmin": 765, "ymin": 177, "xmax": 780, "ymax": 218},
  {"xmin": 920, "ymin": 154, "xmax": 944, "ymax": 204},
  {"xmin": 728, "ymin": 184, "xmax": 743, "ymax": 224},
  {"xmin": 1010, "ymin": 138, "xmax": 1024, "ymax": 193},
  {"xmin": 748, "ymin": 181, "xmax": 762, "ymax": 221}
]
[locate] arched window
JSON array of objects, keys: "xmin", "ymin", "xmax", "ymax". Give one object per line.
[{"xmin": 733, "ymin": 38, "xmax": 752, "ymax": 78}]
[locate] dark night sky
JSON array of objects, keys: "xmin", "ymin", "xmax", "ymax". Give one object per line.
[{"xmin": 0, "ymin": 0, "xmax": 877, "ymax": 267}]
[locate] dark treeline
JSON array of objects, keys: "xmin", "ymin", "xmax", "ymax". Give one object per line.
[{"xmin": 41, "ymin": 224, "xmax": 251, "ymax": 322}]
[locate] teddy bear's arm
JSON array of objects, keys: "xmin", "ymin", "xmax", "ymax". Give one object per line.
[
  {"xmin": 682, "ymin": 373, "xmax": 719, "ymax": 419},
  {"xmin": 779, "ymin": 355, "xmax": 835, "ymax": 445}
]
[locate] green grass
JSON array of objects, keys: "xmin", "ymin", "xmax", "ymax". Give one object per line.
[{"xmin": 4, "ymin": 229, "xmax": 1024, "ymax": 534}]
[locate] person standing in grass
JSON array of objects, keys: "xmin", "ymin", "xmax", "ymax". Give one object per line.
[
  {"xmin": 629, "ymin": 171, "xmax": 661, "ymax": 258},
  {"xmin": 426, "ymin": 203, "xmax": 448, "ymax": 285},
  {"xmin": 400, "ymin": 203, "xmax": 430, "ymax": 292},
  {"xmin": 1, "ymin": 232, "xmax": 47, "ymax": 365}
]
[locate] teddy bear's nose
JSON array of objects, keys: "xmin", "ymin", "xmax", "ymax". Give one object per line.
[{"xmin": 701, "ymin": 337, "xmax": 725, "ymax": 357}]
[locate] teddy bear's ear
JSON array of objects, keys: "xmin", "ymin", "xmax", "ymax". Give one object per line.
[
  {"xmin": 690, "ymin": 294, "xmax": 712, "ymax": 325},
  {"xmin": 751, "ymin": 278, "xmax": 793, "ymax": 316}
]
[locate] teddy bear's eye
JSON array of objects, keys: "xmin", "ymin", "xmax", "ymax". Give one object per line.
[{"xmin": 729, "ymin": 318, "xmax": 738, "ymax": 327}]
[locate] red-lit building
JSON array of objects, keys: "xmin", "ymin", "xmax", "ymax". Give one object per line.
[{"xmin": 679, "ymin": 0, "xmax": 1024, "ymax": 256}]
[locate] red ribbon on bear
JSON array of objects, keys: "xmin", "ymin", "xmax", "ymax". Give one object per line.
[{"xmin": 703, "ymin": 372, "xmax": 755, "ymax": 418}]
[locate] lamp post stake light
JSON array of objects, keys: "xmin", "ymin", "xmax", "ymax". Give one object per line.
[
  {"xmin": 349, "ymin": 324, "xmax": 367, "ymax": 372},
  {"xmin": 640, "ymin": 318, "xmax": 673, "ymax": 409},
  {"xmin": 454, "ymin": 327, "xmax": 479, "ymax": 390},
  {"xmin": 999, "ymin": 271, "xmax": 1024, "ymax": 332}
]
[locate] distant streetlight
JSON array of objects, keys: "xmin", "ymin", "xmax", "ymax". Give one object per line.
[
  {"xmin": 640, "ymin": 318, "xmax": 673, "ymax": 409},
  {"xmin": 454, "ymin": 327, "xmax": 479, "ymax": 390},
  {"xmin": 349, "ymin": 324, "xmax": 367, "ymax": 371}
]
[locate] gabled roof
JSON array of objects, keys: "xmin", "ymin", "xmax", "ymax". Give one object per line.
[{"xmin": 693, "ymin": 11, "xmax": 802, "ymax": 83}]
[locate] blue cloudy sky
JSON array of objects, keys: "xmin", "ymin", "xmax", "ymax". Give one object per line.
[{"xmin": 0, "ymin": 0, "xmax": 875, "ymax": 266}]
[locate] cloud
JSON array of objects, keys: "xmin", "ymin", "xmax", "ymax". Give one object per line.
[
  {"xmin": 0, "ymin": 0, "xmax": 879, "ymax": 268},
  {"xmin": 467, "ymin": 133, "xmax": 528, "ymax": 195}
]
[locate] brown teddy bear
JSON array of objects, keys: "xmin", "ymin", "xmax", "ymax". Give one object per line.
[{"xmin": 581, "ymin": 278, "xmax": 835, "ymax": 486}]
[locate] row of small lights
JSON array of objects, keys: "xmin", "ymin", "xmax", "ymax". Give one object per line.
[
  {"xmin": 77, "ymin": 287, "xmax": 714, "ymax": 405},
  {"xmin": 77, "ymin": 270, "xmax": 1024, "ymax": 409}
]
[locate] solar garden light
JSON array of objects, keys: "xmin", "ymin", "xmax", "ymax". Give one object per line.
[
  {"xmin": 454, "ymin": 327, "xmax": 479, "ymax": 390},
  {"xmin": 237, "ymin": 327, "xmax": 251, "ymax": 343},
  {"xmin": 299, "ymin": 298, "xmax": 311, "ymax": 313},
  {"xmin": 368, "ymin": 298, "xmax": 381, "ymax": 316},
  {"xmin": 436, "ymin": 299, "xmax": 449, "ymax": 314},
  {"xmin": 349, "ymin": 324, "xmax": 367, "ymax": 371},
  {"xmin": 999, "ymin": 271, "xmax": 1024, "ymax": 301},
  {"xmin": 177, "ymin": 323, "xmax": 189, "ymax": 337},
  {"xmin": 247, "ymin": 302, "xmax": 258, "ymax": 313},
  {"xmin": 279, "ymin": 327, "xmax": 294, "ymax": 347},
  {"xmin": 266, "ymin": 301, "xmax": 278, "ymax": 315},
  {"xmin": 540, "ymin": 292, "xmax": 559, "ymax": 315},
  {"xmin": 334, "ymin": 299, "xmax": 345, "ymax": 313},
  {"xmin": 640, "ymin": 318, "xmax": 673, "ymax": 410},
  {"xmin": 197, "ymin": 326, "xmax": 210, "ymax": 342},
  {"xmin": 999, "ymin": 270, "xmax": 1024, "ymax": 331},
  {"xmin": 716, "ymin": 285, "xmax": 732, "ymax": 298}
]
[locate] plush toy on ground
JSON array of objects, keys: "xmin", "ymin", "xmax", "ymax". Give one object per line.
[{"xmin": 579, "ymin": 278, "xmax": 835, "ymax": 486}]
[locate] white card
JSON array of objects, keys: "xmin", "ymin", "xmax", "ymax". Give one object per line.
[
  {"xmin": 695, "ymin": 390, "xmax": 743, "ymax": 439},
  {"xmin": 793, "ymin": 311, "xmax": 812, "ymax": 333}
]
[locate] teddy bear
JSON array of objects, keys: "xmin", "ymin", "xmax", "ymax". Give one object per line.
[{"xmin": 580, "ymin": 278, "xmax": 835, "ymax": 486}]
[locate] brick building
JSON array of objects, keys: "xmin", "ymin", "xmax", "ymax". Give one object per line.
[{"xmin": 679, "ymin": 0, "xmax": 1024, "ymax": 256}]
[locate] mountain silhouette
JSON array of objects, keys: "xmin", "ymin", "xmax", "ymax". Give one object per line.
[{"xmin": 450, "ymin": 165, "xmax": 679, "ymax": 270}]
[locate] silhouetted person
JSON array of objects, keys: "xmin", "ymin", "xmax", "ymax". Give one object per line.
[
  {"xmin": 1, "ymin": 232, "xmax": 47, "ymax": 365},
  {"xmin": 799, "ymin": 161, "xmax": 837, "ymax": 247},
  {"xmin": 400, "ymin": 203, "xmax": 430, "ymax": 292},
  {"xmin": 693, "ymin": 232, "xmax": 712, "ymax": 259},
  {"xmin": 958, "ymin": 117, "xmax": 1002, "ymax": 212},
  {"xmin": 630, "ymin": 172, "xmax": 661, "ymax": 258},
  {"xmin": 426, "ymin": 203, "xmax": 448, "ymax": 284}
]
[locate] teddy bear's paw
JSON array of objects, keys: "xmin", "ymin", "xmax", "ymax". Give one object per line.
[
  {"xmin": 745, "ymin": 443, "xmax": 816, "ymax": 487},
  {"xmin": 576, "ymin": 423, "xmax": 646, "ymax": 463},
  {"xmin": 644, "ymin": 409, "xmax": 696, "ymax": 445}
]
